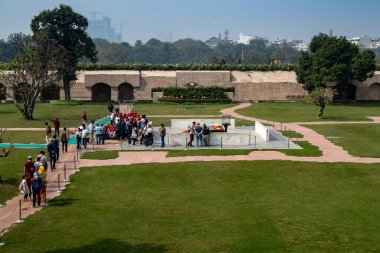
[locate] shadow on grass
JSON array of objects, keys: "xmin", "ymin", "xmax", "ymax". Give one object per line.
[
  {"xmin": 45, "ymin": 238, "xmax": 168, "ymax": 253},
  {"xmin": 1, "ymin": 177, "xmax": 19, "ymax": 186},
  {"xmin": 49, "ymin": 198, "xmax": 77, "ymax": 207}
]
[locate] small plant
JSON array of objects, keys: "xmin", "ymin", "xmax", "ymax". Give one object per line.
[{"xmin": 306, "ymin": 87, "xmax": 334, "ymax": 118}]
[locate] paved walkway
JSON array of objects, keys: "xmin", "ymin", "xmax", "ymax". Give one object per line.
[{"xmin": 1, "ymin": 103, "xmax": 380, "ymax": 238}]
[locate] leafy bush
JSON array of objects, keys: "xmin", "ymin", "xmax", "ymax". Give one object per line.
[
  {"xmin": 156, "ymin": 86, "xmax": 234, "ymax": 100},
  {"xmin": 158, "ymin": 98, "xmax": 231, "ymax": 104}
]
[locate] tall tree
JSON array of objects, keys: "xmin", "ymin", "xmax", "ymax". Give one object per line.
[
  {"xmin": 296, "ymin": 33, "xmax": 376, "ymax": 101},
  {"xmin": 0, "ymin": 33, "xmax": 69, "ymax": 119},
  {"xmin": 31, "ymin": 4, "xmax": 97, "ymax": 100}
]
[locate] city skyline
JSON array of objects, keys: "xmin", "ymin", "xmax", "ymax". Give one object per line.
[{"xmin": 0, "ymin": 0, "xmax": 379, "ymax": 44}]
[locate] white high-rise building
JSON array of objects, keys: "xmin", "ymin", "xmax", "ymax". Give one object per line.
[{"xmin": 237, "ymin": 33, "xmax": 253, "ymax": 45}]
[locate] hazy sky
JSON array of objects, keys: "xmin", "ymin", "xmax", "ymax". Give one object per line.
[{"xmin": 0, "ymin": 0, "xmax": 379, "ymax": 43}]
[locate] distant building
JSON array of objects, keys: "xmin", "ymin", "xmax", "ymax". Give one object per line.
[
  {"xmin": 205, "ymin": 36, "xmax": 221, "ymax": 48},
  {"xmin": 350, "ymin": 35, "xmax": 379, "ymax": 49},
  {"xmin": 270, "ymin": 38, "xmax": 308, "ymax": 51},
  {"xmin": 88, "ymin": 16, "xmax": 122, "ymax": 43},
  {"xmin": 237, "ymin": 33, "xmax": 252, "ymax": 45}
]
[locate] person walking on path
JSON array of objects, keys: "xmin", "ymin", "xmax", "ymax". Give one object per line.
[
  {"xmin": 52, "ymin": 135, "xmax": 59, "ymax": 162},
  {"xmin": 47, "ymin": 140, "xmax": 57, "ymax": 171},
  {"xmin": 202, "ymin": 123, "xmax": 210, "ymax": 146},
  {"xmin": 32, "ymin": 171, "xmax": 42, "ymax": 207},
  {"xmin": 95, "ymin": 124, "xmax": 102, "ymax": 144},
  {"xmin": 51, "ymin": 116, "xmax": 60, "ymax": 137},
  {"xmin": 19, "ymin": 176, "xmax": 30, "ymax": 202},
  {"xmin": 60, "ymin": 127, "xmax": 68, "ymax": 153},
  {"xmin": 39, "ymin": 151, "xmax": 48, "ymax": 171},
  {"xmin": 187, "ymin": 122, "xmax": 196, "ymax": 147},
  {"xmin": 159, "ymin": 124, "xmax": 166, "ymax": 148},
  {"xmin": 45, "ymin": 122, "xmax": 52, "ymax": 144},
  {"xmin": 82, "ymin": 126, "xmax": 89, "ymax": 150},
  {"xmin": 108, "ymin": 103, "xmax": 114, "ymax": 113},
  {"xmin": 89, "ymin": 120, "xmax": 95, "ymax": 144},
  {"xmin": 76, "ymin": 128, "xmax": 82, "ymax": 150},
  {"xmin": 82, "ymin": 111, "xmax": 87, "ymax": 125}
]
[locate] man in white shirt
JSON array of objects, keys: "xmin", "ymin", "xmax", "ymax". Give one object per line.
[{"xmin": 81, "ymin": 127, "xmax": 88, "ymax": 150}]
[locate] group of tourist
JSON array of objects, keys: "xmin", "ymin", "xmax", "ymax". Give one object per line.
[
  {"xmin": 187, "ymin": 122, "xmax": 210, "ymax": 147},
  {"xmin": 105, "ymin": 102, "xmax": 161, "ymax": 147},
  {"xmin": 19, "ymin": 152, "xmax": 49, "ymax": 207}
]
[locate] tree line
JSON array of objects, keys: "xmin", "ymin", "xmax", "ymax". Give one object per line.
[{"xmin": 93, "ymin": 37, "xmax": 300, "ymax": 65}]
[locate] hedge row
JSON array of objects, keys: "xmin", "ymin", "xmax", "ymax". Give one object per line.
[
  {"xmin": 158, "ymin": 98, "xmax": 232, "ymax": 104},
  {"xmin": 152, "ymin": 86, "xmax": 234, "ymax": 93},
  {"xmin": 155, "ymin": 86, "xmax": 232, "ymax": 99},
  {"xmin": 2, "ymin": 62, "xmax": 380, "ymax": 71}
]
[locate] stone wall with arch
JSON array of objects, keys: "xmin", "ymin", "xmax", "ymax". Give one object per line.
[
  {"xmin": 92, "ymin": 83, "xmax": 111, "ymax": 101},
  {"xmin": 118, "ymin": 83, "xmax": 134, "ymax": 101},
  {"xmin": 41, "ymin": 84, "xmax": 60, "ymax": 101}
]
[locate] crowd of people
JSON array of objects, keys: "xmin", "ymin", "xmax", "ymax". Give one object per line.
[
  {"xmin": 72, "ymin": 102, "xmax": 166, "ymax": 149},
  {"xmin": 19, "ymin": 151, "xmax": 49, "ymax": 207}
]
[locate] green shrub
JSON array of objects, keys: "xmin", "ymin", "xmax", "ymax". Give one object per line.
[
  {"xmin": 158, "ymin": 86, "xmax": 233, "ymax": 100},
  {"xmin": 158, "ymin": 98, "xmax": 231, "ymax": 104}
]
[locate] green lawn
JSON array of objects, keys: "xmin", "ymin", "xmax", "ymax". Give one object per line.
[
  {"xmin": 236, "ymin": 102, "xmax": 380, "ymax": 122},
  {"xmin": 81, "ymin": 150, "xmax": 119, "ymax": 160},
  {"xmin": 306, "ymin": 124, "xmax": 380, "ymax": 157},
  {"xmin": 280, "ymin": 130, "xmax": 304, "ymax": 138},
  {"xmin": 132, "ymin": 103, "xmax": 233, "ymax": 116},
  {"xmin": 279, "ymin": 141, "xmax": 322, "ymax": 157},
  {"xmin": 7, "ymin": 131, "xmax": 47, "ymax": 144},
  {"xmin": 2, "ymin": 161, "xmax": 380, "ymax": 252},
  {"xmin": 0, "ymin": 102, "xmax": 110, "ymax": 128},
  {"xmin": 0, "ymin": 148, "xmax": 43, "ymax": 204}
]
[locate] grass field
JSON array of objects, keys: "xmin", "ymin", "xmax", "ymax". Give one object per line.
[
  {"xmin": 236, "ymin": 102, "xmax": 380, "ymax": 122},
  {"xmin": 7, "ymin": 131, "xmax": 47, "ymax": 144},
  {"xmin": 278, "ymin": 141, "xmax": 322, "ymax": 157},
  {"xmin": 2, "ymin": 161, "xmax": 380, "ymax": 252},
  {"xmin": 132, "ymin": 103, "xmax": 233, "ymax": 116},
  {"xmin": 306, "ymin": 124, "xmax": 380, "ymax": 158},
  {"xmin": 81, "ymin": 150, "xmax": 119, "ymax": 160},
  {"xmin": 0, "ymin": 148, "xmax": 43, "ymax": 204},
  {"xmin": 0, "ymin": 102, "xmax": 110, "ymax": 128}
]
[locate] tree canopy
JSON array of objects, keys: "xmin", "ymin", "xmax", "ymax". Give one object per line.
[
  {"xmin": 296, "ymin": 33, "xmax": 376, "ymax": 100},
  {"xmin": 92, "ymin": 38, "xmax": 300, "ymax": 65},
  {"xmin": 0, "ymin": 33, "xmax": 69, "ymax": 119},
  {"xmin": 30, "ymin": 4, "xmax": 97, "ymax": 100}
]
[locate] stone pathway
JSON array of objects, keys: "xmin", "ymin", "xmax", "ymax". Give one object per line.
[{"xmin": 1, "ymin": 103, "xmax": 380, "ymax": 238}]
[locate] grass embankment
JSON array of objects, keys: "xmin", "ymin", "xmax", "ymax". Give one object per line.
[
  {"xmin": 0, "ymin": 102, "xmax": 110, "ymax": 128},
  {"xmin": 7, "ymin": 131, "xmax": 46, "ymax": 144},
  {"xmin": 81, "ymin": 150, "xmax": 119, "ymax": 160},
  {"xmin": 306, "ymin": 124, "xmax": 380, "ymax": 157},
  {"xmin": 2, "ymin": 160, "xmax": 380, "ymax": 252},
  {"xmin": 236, "ymin": 102, "xmax": 380, "ymax": 122},
  {"xmin": 0, "ymin": 148, "xmax": 43, "ymax": 204}
]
